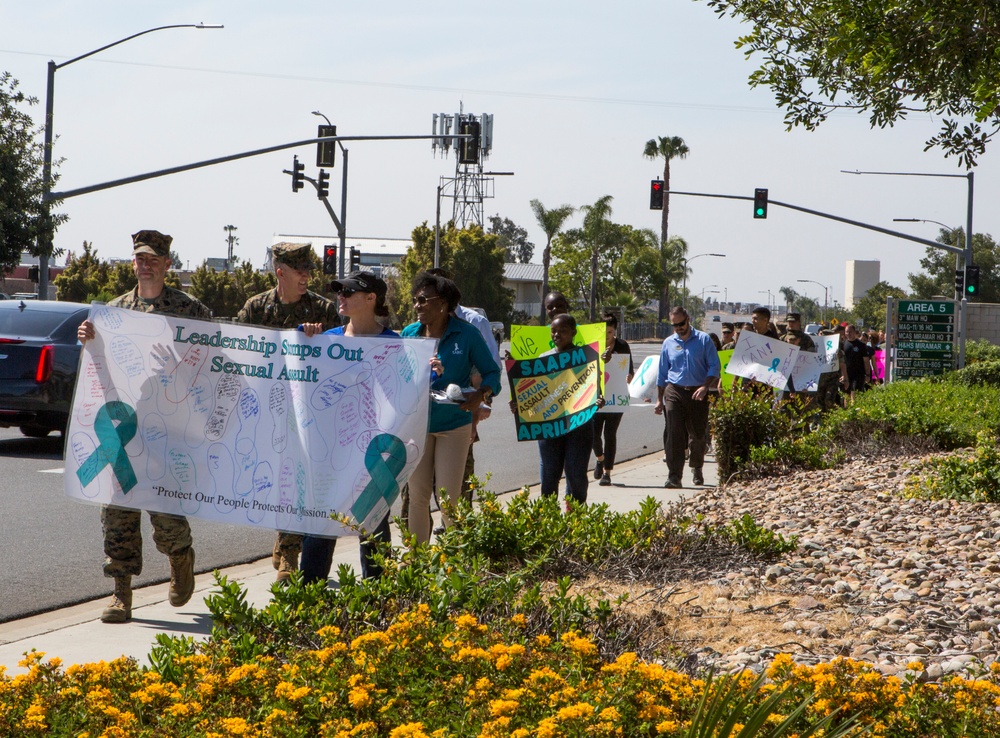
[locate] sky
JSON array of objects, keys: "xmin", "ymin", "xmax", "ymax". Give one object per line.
[{"xmin": 2, "ymin": 0, "xmax": 995, "ymax": 309}]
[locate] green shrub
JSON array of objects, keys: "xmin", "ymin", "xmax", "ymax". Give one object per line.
[
  {"xmin": 964, "ymin": 337, "xmax": 1000, "ymax": 364},
  {"xmin": 939, "ymin": 359, "xmax": 1000, "ymax": 387},
  {"xmin": 904, "ymin": 432, "xmax": 1000, "ymax": 502},
  {"xmin": 821, "ymin": 380, "xmax": 1000, "ymax": 451},
  {"xmin": 710, "ymin": 391, "xmax": 820, "ymax": 481}
]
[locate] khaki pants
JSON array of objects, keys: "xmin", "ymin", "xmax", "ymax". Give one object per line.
[{"xmin": 406, "ymin": 425, "xmax": 472, "ymax": 544}]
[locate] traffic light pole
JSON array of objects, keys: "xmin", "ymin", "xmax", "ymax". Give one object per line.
[{"xmin": 664, "ymin": 187, "xmax": 970, "ymax": 366}]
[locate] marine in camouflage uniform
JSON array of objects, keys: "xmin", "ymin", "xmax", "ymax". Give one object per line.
[
  {"xmin": 237, "ymin": 243, "xmax": 340, "ymax": 582},
  {"xmin": 85, "ymin": 229, "xmax": 212, "ymax": 623}
]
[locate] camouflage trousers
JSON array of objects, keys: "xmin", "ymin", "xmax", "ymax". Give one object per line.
[
  {"xmin": 275, "ymin": 531, "xmax": 304, "ymax": 559},
  {"xmin": 101, "ymin": 505, "xmax": 192, "ymax": 579}
]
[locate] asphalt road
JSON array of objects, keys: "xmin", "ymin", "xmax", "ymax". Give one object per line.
[{"xmin": 0, "ymin": 341, "xmax": 666, "ymax": 623}]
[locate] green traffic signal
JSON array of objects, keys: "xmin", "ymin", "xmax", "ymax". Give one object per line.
[{"xmin": 965, "ymin": 265, "xmax": 980, "ymax": 297}]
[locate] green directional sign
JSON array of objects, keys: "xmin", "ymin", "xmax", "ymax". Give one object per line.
[{"xmin": 892, "ymin": 299, "xmax": 956, "ymax": 380}]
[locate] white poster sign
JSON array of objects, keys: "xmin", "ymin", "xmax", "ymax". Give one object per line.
[
  {"xmin": 64, "ymin": 305, "xmax": 435, "ymax": 537},
  {"xmin": 816, "ymin": 333, "xmax": 841, "ymax": 373},
  {"xmin": 598, "ymin": 354, "xmax": 630, "ymax": 413},
  {"xmin": 628, "ymin": 354, "xmax": 659, "ymax": 402},
  {"xmin": 789, "ymin": 349, "xmax": 824, "ymax": 392},
  {"xmin": 725, "ymin": 331, "xmax": 799, "ymax": 389}
]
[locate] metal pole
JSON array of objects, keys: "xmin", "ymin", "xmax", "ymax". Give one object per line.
[
  {"xmin": 434, "ymin": 183, "xmax": 442, "ymax": 269},
  {"xmin": 339, "ymin": 147, "xmax": 348, "ymax": 278},
  {"xmin": 959, "ymin": 172, "xmax": 975, "ymax": 368},
  {"xmin": 38, "ymin": 61, "xmax": 55, "ymax": 299}
]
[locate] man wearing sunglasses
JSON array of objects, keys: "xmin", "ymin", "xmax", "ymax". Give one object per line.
[
  {"xmin": 654, "ymin": 307, "xmax": 720, "ymax": 489},
  {"xmin": 237, "ymin": 242, "xmax": 341, "ymax": 582}
]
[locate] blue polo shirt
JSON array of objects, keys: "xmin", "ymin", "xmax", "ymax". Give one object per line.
[
  {"xmin": 401, "ymin": 315, "xmax": 501, "ymax": 432},
  {"xmin": 657, "ymin": 328, "xmax": 721, "ymax": 388}
]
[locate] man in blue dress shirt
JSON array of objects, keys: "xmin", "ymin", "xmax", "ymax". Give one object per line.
[{"xmin": 654, "ymin": 307, "xmax": 721, "ymax": 488}]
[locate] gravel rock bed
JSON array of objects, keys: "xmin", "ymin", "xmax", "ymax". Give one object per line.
[{"xmin": 682, "ymin": 452, "xmax": 1000, "ymax": 680}]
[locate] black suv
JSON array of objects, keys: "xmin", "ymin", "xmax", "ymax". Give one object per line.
[{"xmin": 0, "ymin": 300, "xmax": 90, "ymax": 437}]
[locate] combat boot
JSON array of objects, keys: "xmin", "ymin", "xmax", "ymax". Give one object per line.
[
  {"xmin": 272, "ymin": 538, "xmax": 282, "ymax": 570},
  {"xmin": 168, "ymin": 547, "xmax": 195, "ymax": 607},
  {"xmin": 101, "ymin": 576, "xmax": 132, "ymax": 623},
  {"xmin": 275, "ymin": 545, "xmax": 300, "ymax": 584}
]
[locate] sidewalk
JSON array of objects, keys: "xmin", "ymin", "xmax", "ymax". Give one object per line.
[{"xmin": 0, "ymin": 450, "xmax": 716, "ymax": 674}]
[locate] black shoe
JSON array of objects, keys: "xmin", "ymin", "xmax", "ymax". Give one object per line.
[
  {"xmin": 692, "ymin": 469, "xmax": 705, "ymax": 486},
  {"xmin": 664, "ymin": 478, "xmax": 682, "ymax": 489},
  {"xmin": 599, "ymin": 472, "xmax": 611, "ymax": 486},
  {"xmin": 432, "ymin": 526, "xmax": 445, "ymax": 536},
  {"xmin": 594, "ymin": 460, "xmax": 604, "ymax": 480}
]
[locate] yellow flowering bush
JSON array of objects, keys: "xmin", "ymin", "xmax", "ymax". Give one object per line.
[{"xmin": 5, "ymin": 610, "xmax": 1000, "ymax": 736}]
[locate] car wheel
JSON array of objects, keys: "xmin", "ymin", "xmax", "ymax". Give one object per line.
[{"xmin": 20, "ymin": 425, "xmax": 53, "ymax": 438}]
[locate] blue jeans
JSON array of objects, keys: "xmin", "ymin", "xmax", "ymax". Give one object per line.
[
  {"xmin": 300, "ymin": 513, "xmax": 392, "ymax": 583},
  {"xmin": 538, "ymin": 419, "xmax": 594, "ymax": 503}
]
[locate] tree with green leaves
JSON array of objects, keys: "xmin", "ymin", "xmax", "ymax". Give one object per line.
[
  {"xmin": 557, "ymin": 195, "xmax": 629, "ymax": 321},
  {"xmin": 529, "ymin": 199, "xmax": 575, "ymax": 322},
  {"xmin": 642, "ymin": 136, "xmax": 689, "ymax": 319},
  {"xmin": 778, "ymin": 285, "xmax": 821, "ymax": 322},
  {"xmin": 908, "ymin": 229, "xmax": 1000, "ymax": 303},
  {"xmin": 0, "ymin": 72, "xmax": 66, "ymax": 275},
  {"xmin": 388, "ymin": 222, "xmax": 512, "ymax": 328},
  {"xmin": 703, "ymin": 0, "xmax": 1000, "ymax": 168},
  {"xmin": 189, "ymin": 261, "xmax": 276, "ymax": 319},
  {"xmin": 487, "ymin": 215, "xmax": 534, "ymax": 264},
  {"xmin": 853, "ymin": 281, "xmax": 908, "ymax": 331}
]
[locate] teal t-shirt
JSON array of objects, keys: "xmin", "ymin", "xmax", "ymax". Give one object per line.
[{"xmin": 401, "ymin": 316, "xmax": 502, "ymax": 432}]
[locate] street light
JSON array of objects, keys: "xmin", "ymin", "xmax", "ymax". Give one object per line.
[
  {"xmin": 796, "ymin": 279, "xmax": 831, "ymax": 323},
  {"xmin": 699, "ymin": 285, "xmax": 718, "ymax": 301},
  {"xmin": 312, "ymin": 110, "xmax": 349, "ymax": 277},
  {"xmin": 843, "ymin": 168, "xmax": 974, "ymax": 367},
  {"xmin": 759, "ymin": 289, "xmax": 773, "ymax": 314},
  {"xmin": 681, "ymin": 252, "xmax": 725, "ymax": 313},
  {"xmin": 38, "ymin": 23, "xmax": 223, "ymax": 299}
]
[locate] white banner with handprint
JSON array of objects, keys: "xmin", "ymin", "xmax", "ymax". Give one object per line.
[{"xmin": 64, "ymin": 305, "xmax": 434, "ymax": 537}]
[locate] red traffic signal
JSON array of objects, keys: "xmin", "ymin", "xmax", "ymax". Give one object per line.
[
  {"xmin": 323, "ymin": 245, "xmax": 337, "ymax": 275},
  {"xmin": 650, "ymin": 179, "xmax": 664, "ymax": 210}
]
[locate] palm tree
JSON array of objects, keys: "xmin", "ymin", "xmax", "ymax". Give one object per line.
[
  {"xmin": 530, "ymin": 199, "xmax": 575, "ymax": 322},
  {"xmin": 643, "ymin": 136, "xmax": 689, "ymax": 319}
]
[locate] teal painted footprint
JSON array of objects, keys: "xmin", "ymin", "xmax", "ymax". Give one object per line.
[
  {"xmin": 69, "ymin": 432, "xmax": 105, "ymax": 500},
  {"xmin": 184, "ymin": 376, "xmax": 212, "ymax": 449},
  {"xmin": 207, "ymin": 443, "xmax": 236, "ymax": 514},
  {"xmin": 268, "ymin": 383, "xmax": 289, "ymax": 452},
  {"xmin": 141, "ymin": 413, "xmax": 168, "ymax": 481},
  {"xmin": 168, "ymin": 448, "xmax": 200, "ymax": 515},
  {"xmin": 247, "ymin": 461, "xmax": 274, "ymax": 524},
  {"xmin": 92, "ymin": 305, "xmax": 166, "ymax": 337},
  {"xmin": 234, "ymin": 389, "xmax": 261, "ymax": 496}
]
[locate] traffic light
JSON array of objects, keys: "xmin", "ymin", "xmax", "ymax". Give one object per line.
[
  {"xmin": 753, "ymin": 188, "xmax": 768, "ymax": 219},
  {"xmin": 349, "ymin": 247, "xmax": 361, "ymax": 272},
  {"xmin": 316, "ymin": 124, "xmax": 336, "ymax": 168},
  {"xmin": 323, "ymin": 245, "xmax": 337, "ymax": 276},
  {"xmin": 291, "ymin": 156, "xmax": 305, "ymax": 193},
  {"xmin": 965, "ymin": 264, "xmax": 981, "ymax": 298},
  {"xmin": 28, "ymin": 265, "xmax": 39, "ymax": 282},
  {"xmin": 955, "ymin": 268, "xmax": 965, "ymax": 296},
  {"xmin": 458, "ymin": 119, "xmax": 481, "ymax": 164},
  {"xmin": 650, "ymin": 179, "xmax": 664, "ymax": 210},
  {"xmin": 316, "ymin": 169, "xmax": 330, "ymax": 199}
]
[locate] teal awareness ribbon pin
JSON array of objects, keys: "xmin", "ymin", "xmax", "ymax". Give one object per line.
[
  {"xmin": 351, "ymin": 433, "xmax": 406, "ymax": 524},
  {"xmin": 76, "ymin": 401, "xmax": 139, "ymax": 494}
]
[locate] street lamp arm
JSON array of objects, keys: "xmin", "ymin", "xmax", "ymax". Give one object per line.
[{"xmin": 55, "ymin": 24, "xmax": 224, "ymax": 70}]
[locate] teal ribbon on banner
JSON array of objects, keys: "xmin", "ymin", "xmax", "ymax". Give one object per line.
[
  {"xmin": 76, "ymin": 401, "xmax": 138, "ymax": 494},
  {"xmin": 351, "ymin": 433, "xmax": 406, "ymax": 523},
  {"xmin": 768, "ymin": 358, "xmax": 780, "ymax": 373}
]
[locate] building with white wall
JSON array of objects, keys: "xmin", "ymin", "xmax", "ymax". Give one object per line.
[{"xmin": 845, "ymin": 260, "xmax": 881, "ymax": 310}]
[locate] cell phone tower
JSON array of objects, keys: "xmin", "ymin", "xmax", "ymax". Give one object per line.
[{"xmin": 431, "ymin": 106, "xmax": 496, "ymax": 228}]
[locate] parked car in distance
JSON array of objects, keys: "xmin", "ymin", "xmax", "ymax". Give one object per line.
[
  {"xmin": 805, "ymin": 323, "xmax": 822, "ymax": 335},
  {"xmin": 711, "ymin": 315, "xmax": 721, "ymax": 322},
  {"xmin": 0, "ymin": 300, "xmax": 90, "ymax": 437}
]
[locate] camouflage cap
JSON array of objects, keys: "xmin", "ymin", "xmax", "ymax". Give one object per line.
[
  {"xmin": 273, "ymin": 242, "xmax": 315, "ymax": 271},
  {"xmin": 131, "ymin": 230, "xmax": 172, "ymax": 257}
]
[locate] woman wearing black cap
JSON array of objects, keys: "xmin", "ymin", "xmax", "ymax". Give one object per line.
[{"xmin": 299, "ymin": 271, "xmax": 397, "ymax": 583}]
